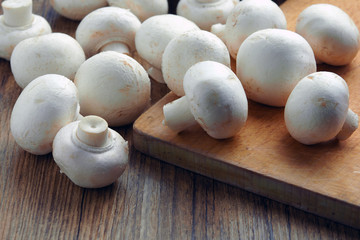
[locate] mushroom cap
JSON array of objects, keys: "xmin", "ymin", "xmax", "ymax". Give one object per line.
[
  {"xmin": 296, "ymin": 4, "xmax": 360, "ymax": 66},
  {"xmin": 177, "ymin": 0, "xmax": 237, "ymax": 31},
  {"xmin": 74, "ymin": 51, "xmax": 151, "ymax": 127},
  {"xmin": 76, "ymin": 7, "xmax": 141, "ymax": 58},
  {"xmin": 10, "ymin": 74, "xmax": 80, "ymax": 155},
  {"xmin": 216, "ymin": 0, "xmax": 286, "ymax": 59},
  {"xmin": 53, "ymin": 120, "xmax": 129, "ymax": 188},
  {"xmin": 184, "ymin": 61, "xmax": 248, "ymax": 139},
  {"xmin": 135, "ymin": 14, "xmax": 199, "ymax": 71},
  {"xmin": 236, "ymin": 29, "xmax": 316, "ymax": 107},
  {"xmin": 162, "ymin": 30, "xmax": 230, "ymax": 96},
  {"xmin": 10, "ymin": 32, "xmax": 85, "ymax": 88},
  {"xmin": 0, "ymin": 15, "xmax": 51, "ymax": 60},
  {"xmin": 284, "ymin": 72, "xmax": 350, "ymax": 145},
  {"xmin": 50, "ymin": 0, "xmax": 108, "ymax": 21},
  {"xmin": 107, "ymin": 0, "xmax": 168, "ymax": 22}
]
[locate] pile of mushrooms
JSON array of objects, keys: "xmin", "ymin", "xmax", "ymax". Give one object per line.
[
  {"xmin": 161, "ymin": 2, "xmax": 359, "ymax": 144},
  {"xmin": 4, "ymin": 0, "xmax": 360, "ymax": 189}
]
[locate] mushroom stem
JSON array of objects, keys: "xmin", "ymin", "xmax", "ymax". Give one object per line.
[
  {"xmin": 336, "ymin": 108, "xmax": 359, "ymax": 141},
  {"xmin": 2, "ymin": 0, "xmax": 33, "ymax": 27},
  {"xmin": 148, "ymin": 66, "xmax": 165, "ymax": 83},
  {"xmin": 211, "ymin": 23, "xmax": 226, "ymax": 43},
  {"xmin": 100, "ymin": 42, "xmax": 130, "ymax": 55},
  {"xmin": 76, "ymin": 115, "xmax": 109, "ymax": 147},
  {"xmin": 162, "ymin": 96, "xmax": 196, "ymax": 132}
]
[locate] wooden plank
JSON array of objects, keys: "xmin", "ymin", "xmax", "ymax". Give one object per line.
[{"xmin": 133, "ymin": 0, "xmax": 360, "ymax": 229}]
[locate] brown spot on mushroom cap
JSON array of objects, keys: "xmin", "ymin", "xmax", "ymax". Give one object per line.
[
  {"xmin": 317, "ymin": 97, "xmax": 340, "ymax": 109},
  {"xmin": 318, "ymin": 98, "xmax": 327, "ymax": 107},
  {"xmin": 91, "ymin": 31, "xmax": 105, "ymax": 39},
  {"xmin": 120, "ymin": 59, "xmax": 133, "ymax": 70},
  {"xmin": 118, "ymin": 84, "xmax": 132, "ymax": 95}
]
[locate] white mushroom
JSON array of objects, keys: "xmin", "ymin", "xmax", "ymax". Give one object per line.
[
  {"xmin": 163, "ymin": 61, "xmax": 248, "ymax": 139},
  {"xmin": 211, "ymin": 0, "xmax": 287, "ymax": 59},
  {"xmin": 135, "ymin": 14, "xmax": 199, "ymax": 83},
  {"xmin": 296, "ymin": 4, "xmax": 360, "ymax": 66},
  {"xmin": 236, "ymin": 29, "xmax": 316, "ymax": 107},
  {"xmin": 162, "ymin": 30, "xmax": 230, "ymax": 96},
  {"xmin": 52, "ymin": 115, "xmax": 129, "ymax": 188},
  {"xmin": 176, "ymin": 0, "xmax": 238, "ymax": 31},
  {"xmin": 0, "ymin": 0, "xmax": 51, "ymax": 60},
  {"xmin": 74, "ymin": 51, "xmax": 150, "ymax": 127},
  {"xmin": 10, "ymin": 74, "xmax": 80, "ymax": 155},
  {"xmin": 50, "ymin": 0, "xmax": 107, "ymax": 21},
  {"xmin": 10, "ymin": 33, "xmax": 85, "ymax": 88},
  {"xmin": 285, "ymin": 71, "xmax": 358, "ymax": 145},
  {"xmin": 107, "ymin": 0, "xmax": 168, "ymax": 22},
  {"xmin": 76, "ymin": 7, "xmax": 141, "ymax": 58}
]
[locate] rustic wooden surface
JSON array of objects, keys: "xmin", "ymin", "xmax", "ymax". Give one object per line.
[{"xmin": 0, "ymin": 0, "xmax": 360, "ymax": 239}]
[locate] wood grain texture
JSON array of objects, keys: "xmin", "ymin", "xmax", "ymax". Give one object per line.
[
  {"xmin": 133, "ymin": 0, "xmax": 360, "ymax": 231},
  {"xmin": 0, "ymin": 0, "xmax": 360, "ymax": 239}
]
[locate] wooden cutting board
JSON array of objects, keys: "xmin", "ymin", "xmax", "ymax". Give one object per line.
[{"xmin": 133, "ymin": 0, "xmax": 360, "ymax": 229}]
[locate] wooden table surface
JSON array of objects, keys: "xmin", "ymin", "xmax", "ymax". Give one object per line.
[{"xmin": 1, "ymin": 1, "xmax": 360, "ymax": 239}]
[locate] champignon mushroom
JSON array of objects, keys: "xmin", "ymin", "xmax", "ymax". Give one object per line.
[
  {"xmin": 285, "ymin": 71, "xmax": 358, "ymax": 145},
  {"xmin": 211, "ymin": 0, "xmax": 287, "ymax": 59},
  {"xmin": 236, "ymin": 29, "xmax": 316, "ymax": 107},
  {"xmin": 107, "ymin": 0, "xmax": 168, "ymax": 22},
  {"xmin": 135, "ymin": 14, "xmax": 199, "ymax": 83},
  {"xmin": 50, "ymin": 0, "xmax": 107, "ymax": 21},
  {"xmin": 52, "ymin": 115, "xmax": 129, "ymax": 188},
  {"xmin": 10, "ymin": 32, "xmax": 85, "ymax": 88},
  {"xmin": 163, "ymin": 61, "xmax": 248, "ymax": 139},
  {"xmin": 0, "ymin": 0, "xmax": 51, "ymax": 60},
  {"xmin": 10, "ymin": 74, "xmax": 80, "ymax": 155},
  {"xmin": 296, "ymin": 4, "xmax": 360, "ymax": 66},
  {"xmin": 76, "ymin": 7, "xmax": 141, "ymax": 58},
  {"xmin": 162, "ymin": 30, "xmax": 230, "ymax": 96},
  {"xmin": 74, "ymin": 51, "xmax": 150, "ymax": 127},
  {"xmin": 176, "ymin": 0, "xmax": 238, "ymax": 31}
]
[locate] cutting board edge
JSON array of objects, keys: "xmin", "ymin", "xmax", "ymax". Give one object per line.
[{"xmin": 133, "ymin": 122, "xmax": 360, "ymax": 229}]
